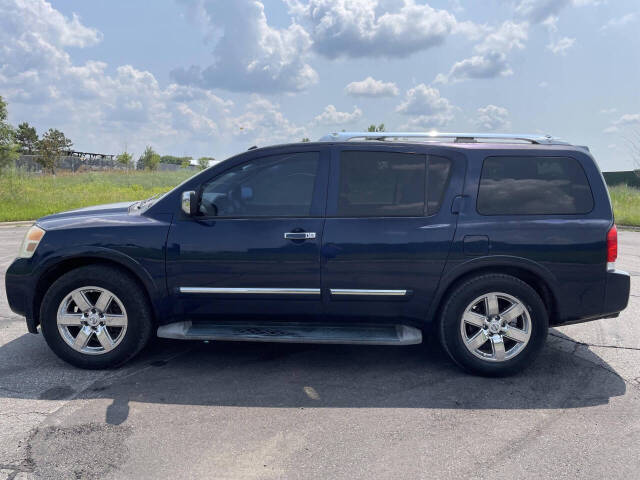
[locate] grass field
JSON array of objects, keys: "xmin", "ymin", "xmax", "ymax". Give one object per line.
[
  {"xmin": 609, "ymin": 184, "xmax": 640, "ymax": 227},
  {"xmin": 0, "ymin": 169, "xmax": 195, "ymax": 222},
  {"xmin": 1, "ymin": 170, "xmax": 639, "ymax": 226}
]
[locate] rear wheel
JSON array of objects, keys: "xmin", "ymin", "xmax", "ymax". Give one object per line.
[
  {"xmin": 40, "ymin": 265, "xmax": 153, "ymax": 369},
  {"xmin": 439, "ymin": 274, "xmax": 548, "ymax": 376}
]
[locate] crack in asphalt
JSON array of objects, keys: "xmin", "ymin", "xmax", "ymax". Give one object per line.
[{"xmin": 549, "ymin": 331, "xmax": 640, "ymax": 352}]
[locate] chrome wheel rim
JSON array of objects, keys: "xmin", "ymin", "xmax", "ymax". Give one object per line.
[
  {"xmin": 460, "ymin": 292, "xmax": 531, "ymax": 362},
  {"xmin": 56, "ymin": 286, "xmax": 128, "ymax": 355}
]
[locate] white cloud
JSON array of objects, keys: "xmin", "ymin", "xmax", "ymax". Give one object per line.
[
  {"xmin": 613, "ymin": 114, "xmax": 640, "ymax": 126},
  {"xmin": 435, "ymin": 21, "xmax": 527, "ymax": 83},
  {"xmin": 538, "ymin": 81, "xmax": 549, "ymax": 88},
  {"xmin": 514, "ymin": 0, "xmax": 571, "ymax": 23},
  {"xmin": 604, "ymin": 113, "xmax": 640, "ymax": 134},
  {"xmin": 0, "ymin": 0, "xmax": 310, "ymax": 158},
  {"xmin": 546, "ymin": 36, "xmax": 575, "ymax": 55},
  {"xmin": 600, "ymin": 12, "xmax": 638, "ymax": 32},
  {"xmin": 600, "ymin": 108, "xmax": 618, "ymax": 114},
  {"xmin": 475, "ymin": 105, "xmax": 511, "ymax": 131},
  {"xmin": 345, "ymin": 77, "xmax": 399, "ymax": 97},
  {"xmin": 171, "ymin": 0, "xmax": 317, "ymax": 93},
  {"xmin": 231, "ymin": 96, "xmax": 308, "ymax": 145},
  {"xmin": 396, "ymin": 84, "xmax": 455, "ymax": 127},
  {"xmin": 286, "ymin": 0, "xmax": 459, "ymax": 58},
  {"xmin": 313, "ymin": 105, "xmax": 363, "ymax": 126}
]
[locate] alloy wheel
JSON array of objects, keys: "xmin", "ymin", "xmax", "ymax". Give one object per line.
[
  {"xmin": 56, "ymin": 286, "xmax": 128, "ymax": 355},
  {"xmin": 459, "ymin": 292, "xmax": 531, "ymax": 362}
]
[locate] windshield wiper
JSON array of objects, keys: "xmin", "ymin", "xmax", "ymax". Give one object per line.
[{"xmin": 130, "ymin": 193, "xmax": 163, "ymax": 212}]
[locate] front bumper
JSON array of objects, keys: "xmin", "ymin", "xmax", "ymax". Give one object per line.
[{"xmin": 5, "ymin": 257, "xmax": 39, "ymax": 333}]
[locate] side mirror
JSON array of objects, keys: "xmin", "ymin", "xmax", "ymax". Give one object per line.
[{"xmin": 181, "ymin": 191, "xmax": 197, "ymax": 216}]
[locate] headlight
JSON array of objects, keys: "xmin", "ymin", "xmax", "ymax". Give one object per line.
[{"xmin": 18, "ymin": 225, "xmax": 46, "ymax": 258}]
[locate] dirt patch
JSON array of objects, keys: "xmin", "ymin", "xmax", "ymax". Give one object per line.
[{"xmin": 28, "ymin": 423, "xmax": 131, "ymax": 479}]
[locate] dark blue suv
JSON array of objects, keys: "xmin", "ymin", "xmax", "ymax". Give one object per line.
[{"xmin": 5, "ymin": 132, "xmax": 630, "ymax": 375}]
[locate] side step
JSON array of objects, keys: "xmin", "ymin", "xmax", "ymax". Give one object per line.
[{"xmin": 157, "ymin": 321, "xmax": 422, "ymax": 346}]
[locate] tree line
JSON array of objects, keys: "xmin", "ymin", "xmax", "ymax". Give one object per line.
[{"xmin": 0, "ymin": 96, "xmax": 214, "ymax": 174}]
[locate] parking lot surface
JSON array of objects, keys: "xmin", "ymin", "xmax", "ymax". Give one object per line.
[{"xmin": 1, "ymin": 225, "xmax": 639, "ymax": 479}]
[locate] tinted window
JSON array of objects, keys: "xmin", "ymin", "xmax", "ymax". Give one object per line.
[
  {"xmin": 427, "ymin": 155, "xmax": 452, "ymax": 215},
  {"xmin": 477, "ymin": 156, "xmax": 594, "ymax": 215},
  {"xmin": 337, "ymin": 151, "xmax": 426, "ymax": 216},
  {"xmin": 199, "ymin": 152, "xmax": 319, "ymax": 217}
]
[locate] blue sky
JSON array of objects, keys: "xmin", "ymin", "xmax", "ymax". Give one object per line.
[{"xmin": 1, "ymin": 0, "xmax": 639, "ymax": 170}]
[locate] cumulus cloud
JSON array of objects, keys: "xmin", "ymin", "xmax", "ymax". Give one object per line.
[
  {"xmin": 286, "ymin": 0, "xmax": 458, "ymax": 58},
  {"xmin": 514, "ymin": 0, "xmax": 572, "ymax": 23},
  {"xmin": 600, "ymin": 12, "xmax": 638, "ymax": 32},
  {"xmin": 171, "ymin": 0, "xmax": 317, "ymax": 93},
  {"xmin": 604, "ymin": 113, "xmax": 640, "ymax": 133},
  {"xmin": 231, "ymin": 96, "xmax": 308, "ymax": 145},
  {"xmin": 475, "ymin": 105, "xmax": 511, "ymax": 131},
  {"xmin": 546, "ymin": 36, "xmax": 575, "ymax": 55},
  {"xmin": 396, "ymin": 84, "xmax": 455, "ymax": 127},
  {"xmin": 435, "ymin": 21, "xmax": 527, "ymax": 83},
  {"xmin": 0, "ymin": 0, "xmax": 309, "ymax": 157},
  {"xmin": 345, "ymin": 77, "xmax": 399, "ymax": 97},
  {"xmin": 313, "ymin": 105, "xmax": 363, "ymax": 126}
]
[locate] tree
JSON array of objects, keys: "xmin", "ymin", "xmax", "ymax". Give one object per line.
[
  {"xmin": 16, "ymin": 122, "xmax": 38, "ymax": 154},
  {"xmin": 180, "ymin": 158, "xmax": 192, "ymax": 168},
  {"xmin": 301, "ymin": 137, "xmax": 310, "ymax": 142},
  {"xmin": 0, "ymin": 96, "xmax": 20, "ymax": 171},
  {"xmin": 116, "ymin": 151, "xmax": 133, "ymax": 170},
  {"xmin": 198, "ymin": 157, "xmax": 214, "ymax": 170},
  {"xmin": 37, "ymin": 128, "xmax": 72, "ymax": 175},
  {"xmin": 138, "ymin": 146, "xmax": 160, "ymax": 171},
  {"xmin": 367, "ymin": 123, "xmax": 385, "ymax": 132}
]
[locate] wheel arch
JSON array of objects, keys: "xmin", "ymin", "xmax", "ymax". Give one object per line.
[
  {"xmin": 32, "ymin": 254, "xmax": 161, "ymax": 332},
  {"xmin": 428, "ymin": 257, "xmax": 560, "ymax": 327}
]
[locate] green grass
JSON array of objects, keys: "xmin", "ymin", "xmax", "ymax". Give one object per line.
[
  {"xmin": 0, "ymin": 169, "xmax": 196, "ymax": 222},
  {"xmin": 1, "ymin": 170, "xmax": 640, "ymax": 226},
  {"xmin": 609, "ymin": 184, "xmax": 640, "ymax": 227}
]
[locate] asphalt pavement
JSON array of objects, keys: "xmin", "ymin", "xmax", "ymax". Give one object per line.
[{"xmin": 1, "ymin": 224, "xmax": 639, "ymax": 480}]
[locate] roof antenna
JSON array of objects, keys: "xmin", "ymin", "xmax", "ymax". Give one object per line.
[{"xmin": 248, "ymin": 145, "xmax": 258, "ymax": 150}]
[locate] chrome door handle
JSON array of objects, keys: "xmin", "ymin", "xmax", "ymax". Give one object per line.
[{"xmin": 284, "ymin": 232, "xmax": 316, "ymax": 240}]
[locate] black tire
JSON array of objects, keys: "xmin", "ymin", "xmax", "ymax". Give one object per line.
[
  {"xmin": 40, "ymin": 265, "xmax": 153, "ymax": 369},
  {"xmin": 438, "ymin": 273, "xmax": 548, "ymax": 376}
]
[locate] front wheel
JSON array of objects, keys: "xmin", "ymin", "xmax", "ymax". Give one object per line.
[
  {"xmin": 439, "ymin": 274, "xmax": 548, "ymax": 376},
  {"xmin": 40, "ymin": 265, "xmax": 153, "ymax": 369}
]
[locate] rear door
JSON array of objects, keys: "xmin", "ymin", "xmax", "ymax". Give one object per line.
[{"xmin": 320, "ymin": 144, "xmax": 465, "ymax": 322}]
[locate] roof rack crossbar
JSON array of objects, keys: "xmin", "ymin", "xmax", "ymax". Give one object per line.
[{"xmin": 317, "ymin": 132, "xmax": 570, "ymax": 145}]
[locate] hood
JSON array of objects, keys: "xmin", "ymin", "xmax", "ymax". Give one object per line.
[{"xmin": 36, "ymin": 201, "xmax": 137, "ymax": 230}]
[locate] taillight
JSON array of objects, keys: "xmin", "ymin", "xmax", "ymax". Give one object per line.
[{"xmin": 606, "ymin": 224, "xmax": 617, "ymax": 269}]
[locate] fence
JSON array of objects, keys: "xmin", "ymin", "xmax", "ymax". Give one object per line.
[
  {"xmin": 602, "ymin": 170, "xmax": 640, "ymax": 188},
  {"xmin": 14, "ymin": 155, "xmax": 199, "ymax": 173}
]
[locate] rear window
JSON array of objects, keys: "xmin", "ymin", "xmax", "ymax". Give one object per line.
[{"xmin": 477, "ymin": 156, "xmax": 594, "ymax": 215}]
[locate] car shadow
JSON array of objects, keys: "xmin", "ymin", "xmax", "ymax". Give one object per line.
[{"xmin": 0, "ymin": 328, "xmax": 627, "ymax": 426}]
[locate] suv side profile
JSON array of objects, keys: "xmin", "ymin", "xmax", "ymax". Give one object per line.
[{"xmin": 5, "ymin": 132, "xmax": 630, "ymax": 376}]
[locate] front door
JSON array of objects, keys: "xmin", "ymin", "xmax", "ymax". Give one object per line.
[
  {"xmin": 321, "ymin": 145, "xmax": 464, "ymax": 322},
  {"xmin": 166, "ymin": 148, "xmax": 329, "ymax": 321}
]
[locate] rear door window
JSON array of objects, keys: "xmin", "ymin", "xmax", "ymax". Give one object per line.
[
  {"xmin": 337, "ymin": 151, "xmax": 426, "ymax": 216},
  {"xmin": 477, "ymin": 156, "xmax": 594, "ymax": 215}
]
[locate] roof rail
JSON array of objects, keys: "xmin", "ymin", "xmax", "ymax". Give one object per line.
[{"xmin": 317, "ymin": 132, "xmax": 570, "ymax": 145}]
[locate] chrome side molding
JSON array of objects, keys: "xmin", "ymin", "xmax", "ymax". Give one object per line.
[
  {"xmin": 179, "ymin": 287, "xmax": 321, "ymax": 295},
  {"xmin": 329, "ymin": 289, "xmax": 408, "ymax": 296}
]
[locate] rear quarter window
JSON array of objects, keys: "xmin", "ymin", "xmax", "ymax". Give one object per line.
[{"xmin": 477, "ymin": 156, "xmax": 594, "ymax": 215}]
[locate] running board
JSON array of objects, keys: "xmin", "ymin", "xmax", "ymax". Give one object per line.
[{"xmin": 156, "ymin": 321, "xmax": 422, "ymax": 346}]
